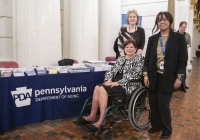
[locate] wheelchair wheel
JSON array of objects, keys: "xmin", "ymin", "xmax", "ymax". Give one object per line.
[
  {"xmin": 101, "ymin": 129, "xmax": 113, "ymax": 140},
  {"xmin": 128, "ymin": 86, "xmax": 150, "ymax": 130}
]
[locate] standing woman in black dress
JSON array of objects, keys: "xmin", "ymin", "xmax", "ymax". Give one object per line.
[{"xmin": 118, "ymin": 9, "xmax": 145, "ymax": 56}]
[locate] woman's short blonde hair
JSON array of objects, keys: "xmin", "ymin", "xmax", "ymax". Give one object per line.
[{"xmin": 126, "ymin": 9, "xmax": 139, "ymax": 25}]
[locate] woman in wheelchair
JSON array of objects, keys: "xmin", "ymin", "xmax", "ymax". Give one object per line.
[{"xmin": 76, "ymin": 39, "xmax": 144, "ymax": 132}]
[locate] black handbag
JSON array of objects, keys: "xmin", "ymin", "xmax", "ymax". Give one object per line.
[{"xmin": 58, "ymin": 58, "xmax": 75, "ymax": 66}]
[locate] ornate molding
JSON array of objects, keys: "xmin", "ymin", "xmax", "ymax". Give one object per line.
[
  {"xmin": 193, "ymin": 0, "xmax": 200, "ymax": 27},
  {"xmin": 190, "ymin": 0, "xmax": 197, "ymax": 5}
]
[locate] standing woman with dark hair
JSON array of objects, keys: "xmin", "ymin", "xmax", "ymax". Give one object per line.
[
  {"xmin": 143, "ymin": 11, "xmax": 188, "ymax": 139},
  {"xmin": 118, "ymin": 9, "xmax": 145, "ymax": 56}
]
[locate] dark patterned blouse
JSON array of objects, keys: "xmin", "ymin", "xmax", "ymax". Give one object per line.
[
  {"xmin": 118, "ymin": 26, "xmax": 145, "ymax": 52},
  {"xmin": 104, "ymin": 54, "xmax": 144, "ymax": 95}
]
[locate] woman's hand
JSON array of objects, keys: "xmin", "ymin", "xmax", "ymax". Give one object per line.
[
  {"xmin": 120, "ymin": 51, "xmax": 125, "ymax": 56},
  {"xmin": 136, "ymin": 49, "xmax": 143, "ymax": 55},
  {"xmin": 104, "ymin": 79, "xmax": 112, "ymax": 85},
  {"xmin": 174, "ymin": 78, "xmax": 182, "ymax": 89},
  {"xmin": 144, "ymin": 79, "xmax": 149, "ymax": 87},
  {"xmin": 104, "ymin": 82, "xmax": 119, "ymax": 87}
]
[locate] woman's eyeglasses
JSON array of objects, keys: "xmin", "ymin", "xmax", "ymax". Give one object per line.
[{"xmin": 157, "ymin": 18, "xmax": 168, "ymax": 22}]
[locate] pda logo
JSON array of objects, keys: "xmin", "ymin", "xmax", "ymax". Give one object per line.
[{"xmin": 11, "ymin": 87, "xmax": 32, "ymax": 107}]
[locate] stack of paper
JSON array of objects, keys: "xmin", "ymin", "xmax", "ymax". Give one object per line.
[
  {"xmin": 84, "ymin": 63, "xmax": 112, "ymax": 72},
  {"xmin": 47, "ymin": 66, "xmax": 58, "ymax": 74},
  {"xmin": 84, "ymin": 63, "xmax": 103, "ymax": 72},
  {"xmin": 36, "ymin": 66, "xmax": 47, "ymax": 75},
  {"xmin": 101, "ymin": 64, "xmax": 113, "ymax": 71},
  {"xmin": 25, "ymin": 67, "xmax": 36, "ymax": 76},
  {"xmin": 58, "ymin": 66, "xmax": 68, "ymax": 73},
  {"xmin": 13, "ymin": 68, "xmax": 25, "ymax": 77},
  {"xmin": 68, "ymin": 66, "xmax": 90, "ymax": 73},
  {"xmin": 0, "ymin": 68, "xmax": 13, "ymax": 77},
  {"xmin": 83, "ymin": 60, "xmax": 107, "ymax": 65}
]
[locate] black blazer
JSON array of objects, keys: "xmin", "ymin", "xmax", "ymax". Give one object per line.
[{"xmin": 143, "ymin": 31, "xmax": 188, "ymax": 93}]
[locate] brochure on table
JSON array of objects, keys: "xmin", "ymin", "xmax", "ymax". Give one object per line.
[{"xmin": 0, "ymin": 60, "xmax": 113, "ymax": 78}]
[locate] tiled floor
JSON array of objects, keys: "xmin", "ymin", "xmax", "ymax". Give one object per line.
[{"xmin": 0, "ymin": 58, "xmax": 200, "ymax": 140}]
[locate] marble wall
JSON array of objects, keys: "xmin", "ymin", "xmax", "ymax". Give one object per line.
[
  {"xmin": 0, "ymin": 0, "xmax": 13, "ymax": 61},
  {"xmin": 12, "ymin": 0, "xmax": 62, "ymax": 67},
  {"xmin": 62, "ymin": 0, "xmax": 121, "ymax": 62}
]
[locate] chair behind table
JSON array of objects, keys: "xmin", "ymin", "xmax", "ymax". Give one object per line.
[
  {"xmin": 105, "ymin": 56, "xmax": 116, "ymax": 62},
  {"xmin": 0, "ymin": 61, "xmax": 19, "ymax": 68}
]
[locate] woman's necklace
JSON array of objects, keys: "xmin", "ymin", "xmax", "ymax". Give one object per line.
[{"xmin": 128, "ymin": 25, "xmax": 137, "ymax": 33}]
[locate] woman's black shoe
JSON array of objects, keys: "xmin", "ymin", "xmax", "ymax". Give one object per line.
[
  {"xmin": 148, "ymin": 128, "xmax": 160, "ymax": 133},
  {"xmin": 87, "ymin": 124, "xmax": 99, "ymax": 132},
  {"xmin": 161, "ymin": 134, "xmax": 171, "ymax": 139},
  {"xmin": 73, "ymin": 116, "xmax": 90, "ymax": 125}
]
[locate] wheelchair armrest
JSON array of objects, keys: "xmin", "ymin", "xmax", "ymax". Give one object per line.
[
  {"xmin": 129, "ymin": 78, "xmax": 143, "ymax": 82},
  {"xmin": 129, "ymin": 77, "xmax": 144, "ymax": 86}
]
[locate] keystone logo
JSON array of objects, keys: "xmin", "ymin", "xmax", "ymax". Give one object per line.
[{"xmin": 11, "ymin": 87, "xmax": 32, "ymax": 107}]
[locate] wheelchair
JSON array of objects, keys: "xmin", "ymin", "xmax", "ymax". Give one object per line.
[{"xmin": 76, "ymin": 86, "xmax": 150, "ymax": 139}]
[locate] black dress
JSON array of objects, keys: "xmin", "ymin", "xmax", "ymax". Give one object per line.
[{"xmin": 98, "ymin": 62, "xmax": 126, "ymax": 96}]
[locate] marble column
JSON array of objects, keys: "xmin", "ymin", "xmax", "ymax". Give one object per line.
[
  {"xmin": 0, "ymin": 0, "xmax": 13, "ymax": 61},
  {"xmin": 62, "ymin": 0, "xmax": 70, "ymax": 59},
  {"xmin": 188, "ymin": 7, "xmax": 194, "ymax": 63},
  {"xmin": 69, "ymin": 0, "xmax": 98, "ymax": 62},
  {"xmin": 168, "ymin": 0, "xmax": 175, "ymax": 28},
  {"xmin": 99, "ymin": 0, "xmax": 121, "ymax": 60},
  {"xmin": 12, "ymin": 0, "xmax": 62, "ymax": 67}
]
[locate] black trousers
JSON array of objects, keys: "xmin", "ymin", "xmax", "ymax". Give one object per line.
[{"xmin": 148, "ymin": 73, "xmax": 172, "ymax": 135}]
